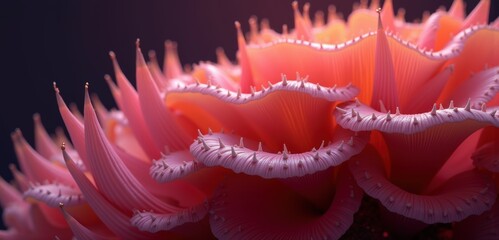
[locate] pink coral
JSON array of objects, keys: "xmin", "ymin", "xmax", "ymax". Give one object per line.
[{"xmin": 1, "ymin": 0, "xmax": 498, "ymax": 239}]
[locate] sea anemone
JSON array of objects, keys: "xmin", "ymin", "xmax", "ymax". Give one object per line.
[{"xmin": 1, "ymin": 0, "xmax": 498, "ymax": 239}]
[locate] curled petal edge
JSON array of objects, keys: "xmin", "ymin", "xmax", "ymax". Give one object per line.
[
  {"xmin": 349, "ymin": 146, "xmax": 497, "ymax": 224},
  {"xmin": 190, "ymin": 131, "xmax": 368, "ymax": 179}
]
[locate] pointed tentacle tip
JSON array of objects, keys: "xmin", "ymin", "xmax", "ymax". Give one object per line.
[
  {"xmin": 108, "ymin": 51, "xmax": 116, "ymax": 59},
  {"xmin": 234, "ymin": 21, "xmax": 241, "ymax": 30},
  {"xmin": 53, "ymin": 82, "xmax": 60, "ymax": 93},
  {"xmin": 135, "ymin": 38, "xmax": 141, "ymax": 48}
]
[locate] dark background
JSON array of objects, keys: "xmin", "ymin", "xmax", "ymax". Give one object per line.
[{"xmin": 0, "ymin": 0, "xmax": 496, "ymax": 230}]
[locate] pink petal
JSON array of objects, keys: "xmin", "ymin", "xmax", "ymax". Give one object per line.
[
  {"xmin": 235, "ymin": 21, "xmax": 254, "ymax": 93},
  {"xmin": 190, "ymin": 130, "xmax": 368, "ymax": 179},
  {"xmin": 445, "ymin": 66, "xmax": 499, "ymax": 108},
  {"xmin": 349, "ymin": 146, "xmax": 496, "ymax": 224},
  {"xmin": 150, "ymin": 150, "xmax": 205, "ymax": 182},
  {"xmin": 104, "ymin": 74, "xmax": 123, "ymax": 111},
  {"xmin": 130, "ymin": 200, "xmax": 208, "ymax": 232},
  {"xmin": 59, "ymin": 204, "xmax": 117, "ymax": 240},
  {"xmin": 208, "ymin": 168, "xmax": 362, "ymax": 239},
  {"xmin": 11, "ymin": 130, "xmax": 76, "ymax": 187},
  {"xmin": 439, "ymin": 27, "xmax": 499, "ymax": 102},
  {"xmin": 347, "ymin": 10, "xmax": 377, "ymax": 36},
  {"xmin": 336, "ymin": 101, "xmax": 499, "ymax": 134},
  {"xmin": 448, "ymin": 0, "xmax": 465, "ymax": 20},
  {"xmin": 191, "ymin": 63, "xmax": 239, "ymax": 91},
  {"xmin": 162, "ymin": 40, "xmax": 183, "ymax": 80},
  {"xmin": 147, "ymin": 50, "xmax": 167, "ymax": 90},
  {"xmin": 380, "ymin": 0, "xmax": 395, "ymax": 33},
  {"xmin": 33, "ymin": 114, "xmax": 59, "ymax": 160},
  {"xmin": 416, "ymin": 12, "xmax": 444, "ymax": 51},
  {"xmin": 371, "ymin": 11, "xmax": 399, "ymax": 112},
  {"xmin": 0, "ymin": 176, "xmax": 22, "ymax": 208},
  {"xmin": 426, "ymin": 128, "xmax": 481, "ymax": 192},
  {"xmin": 109, "ymin": 52, "xmax": 161, "ymax": 159},
  {"xmin": 402, "ymin": 65, "xmax": 453, "ymax": 113},
  {"xmin": 461, "ymin": 0, "xmax": 490, "ymax": 29},
  {"xmin": 136, "ymin": 43, "xmax": 192, "ymax": 151},
  {"xmin": 337, "ymin": 101, "xmax": 498, "ymax": 192},
  {"xmin": 83, "ymin": 87, "xmax": 184, "ymax": 213},
  {"xmin": 23, "ymin": 183, "xmax": 83, "ymax": 207},
  {"xmin": 169, "ymin": 80, "xmax": 358, "ymax": 153},
  {"xmin": 55, "ymin": 85, "xmax": 89, "ymax": 167},
  {"xmin": 245, "ymin": 29, "xmax": 456, "ymax": 104},
  {"xmin": 62, "ymin": 146, "xmax": 162, "ymax": 239},
  {"xmin": 8, "ymin": 164, "xmax": 29, "ymax": 191},
  {"xmin": 291, "ymin": 1, "xmax": 313, "ymax": 41}
]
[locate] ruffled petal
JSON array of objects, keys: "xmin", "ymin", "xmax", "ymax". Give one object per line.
[
  {"xmin": 23, "ymin": 183, "xmax": 83, "ymax": 207},
  {"xmin": 168, "ymin": 80, "xmax": 358, "ymax": 153},
  {"xmin": 190, "ymin": 130, "xmax": 367, "ymax": 179},
  {"xmin": 191, "ymin": 62, "xmax": 239, "ymax": 91},
  {"xmin": 130, "ymin": 200, "xmax": 208, "ymax": 233},
  {"xmin": 337, "ymin": 101, "xmax": 498, "ymax": 192},
  {"xmin": 336, "ymin": 101, "xmax": 499, "ymax": 134},
  {"xmin": 208, "ymin": 168, "xmax": 362, "ymax": 240},
  {"xmin": 349, "ymin": 146, "xmax": 496, "ymax": 224},
  {"xmin": 439, "ymin": 27, "xmax": 499, "ymax": 102},
  {"xmin": 150, "ymin": 150, "xmax": 205, "ymax": 182},
  {"xmin": 445, "ymin": 65, "xmax": 499, "ymax": 108},
  {"xmin": 245, "ymin": 28, "xmax": 459, "ymax": 104}
]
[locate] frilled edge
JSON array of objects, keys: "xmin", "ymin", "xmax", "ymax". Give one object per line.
[
  {"xmin": 453, "ymin": 197, "xmax": 499, "ymax": 240},
  {"xmin": 190, "ymin": 130, "xmax": 368, "ymax": 179},
  {"xmin": 150, "ymin": 150, "xmax": 205, "ymax": 183},
  {"xmin": 23, "ymin": 183, "xmax": 84, "ymax": 207},
  {"xmin": 208, "ymin": 168, "xmax": 362, "ymax": 240},
  {"xmin": 168, "ymin": 77, "xmax": 359, "ymax": 103},
  {"xmin": 130, "ymin": 200, "xmax": 208, "ymax": 233},
  {"xmin": 349, "ymin": 146, "xmax": 496, "ymax": 224},
  {"xmin": 444, "ymin": 65, "xmax": 499, "ymax": 108},
  {"xmin": 335, "ymin": 101, "xmax": 499, "ymax": 134},
  {"xmin": 167, "ymin": 79, "xmax": 359, "ymax": 153}
]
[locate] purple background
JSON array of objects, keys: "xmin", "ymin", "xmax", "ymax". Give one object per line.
[{"xmin": 0, "ymin": 0, "xmax": 496, "ymax": 230}]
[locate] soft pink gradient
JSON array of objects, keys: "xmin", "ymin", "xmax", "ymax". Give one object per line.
[{"xmin": 1, "ymin": 0, "xmax": 498, "ymax": 239}]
